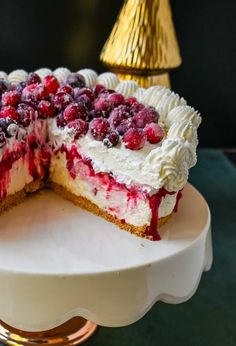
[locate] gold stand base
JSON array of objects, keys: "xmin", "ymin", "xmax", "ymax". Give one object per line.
[
  {"xmin": 116, "ymin": 72, "xmax": 171, "ymax": 88},
  {"xmin": 0, "ymin": 317, "xmax": 97, "ymax": 345}
]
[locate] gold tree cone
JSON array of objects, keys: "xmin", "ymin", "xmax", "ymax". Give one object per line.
[{"xmin": 100, "ymin": 0, "xmax": 181, "ymax": 86}]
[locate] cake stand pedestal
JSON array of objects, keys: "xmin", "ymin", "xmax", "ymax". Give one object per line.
[{"xmin": 0, "ymin": 183, "xmax": 212, "ymax": 345}]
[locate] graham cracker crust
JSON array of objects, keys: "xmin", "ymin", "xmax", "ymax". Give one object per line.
[
  {"xmin": 0, "ymin": 179, "xmax": 44, "ymax": 215},
  {"xmin": 50, "ymin": 182, "xmax": 172, "ymax": 240}
]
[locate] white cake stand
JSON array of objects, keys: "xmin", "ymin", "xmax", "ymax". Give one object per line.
[{"xmin": 0, "ymin": 183, "xmax": 212, "ymax": 345}]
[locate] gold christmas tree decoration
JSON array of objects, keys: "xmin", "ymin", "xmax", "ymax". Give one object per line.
[{"xmin": 100, "ymin": 0, "xmax": 181, "ymax": 88}]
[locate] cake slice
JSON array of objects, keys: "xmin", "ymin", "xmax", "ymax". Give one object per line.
[{"xmin": 0, "ymin": 68, "xmax": 201, "ymax": 240}]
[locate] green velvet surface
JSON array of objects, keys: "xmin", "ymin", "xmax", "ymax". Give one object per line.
[{"xmin": 1, "ymin": 149, "xmax": 236, "ymax": 345}]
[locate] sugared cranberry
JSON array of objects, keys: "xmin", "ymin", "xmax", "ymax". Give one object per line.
[
  {"xmin": 0, "ymin": 79, "xmax": 9, "ymax": 96},
  {"xmin": 17, "ymin": 103, "xmax": 37, "ymax": 126},
  {"xmin": 56, "ymin": 112, "xmax": 67, "ymax": 128},
  {"xmin": 116, "ymin": 118, "xmax": 134, "ymax": 135},
  {"xmin": 93, "ymin": 84, "xmax": 105, "ymax": 96},
  {"xmin": 0, "ymin": 130, "xmax": 6, "ymax": 148},
  {"xmin": 27, "ymin": 72, "xmax": 41, "ymax": 85},
  {"xmin": 124, "ymin": 97, "xmax": 137, "ymax": 106},
  {"xmin": 2, "ymin": 90, "xmax": 21, "ymax": 106},
  {"xmin": 38, "ymin": 100, "xmax": 54, "ymax": 118},
  {"xmin": 76, "ymin": 95, "xmax": 93, "ymax": 111},
  {"xmin": 133, "ymin": 107, "xmax": 159, "ymax": 128},
  {"xmin": 67, "ymin": 119, "xmax": 88, "ymax": 139},
  {"xmin": 90, "ymin": 117, "xmax": 110, "ymax": 141},
  {"xmin": 0, "ymin": 106, "xmax": 19, "ymax": 121},
  {"xmin": 21, "ymin": 83, "xmax": 38, "ymax": 102},
  {"xmin": 103, "ymin": 131, "xmax": 119, "ymax": 148},
  {"xmin": 52, "ymin": 92, "xmax": 73, "ymax": 110},
  {"xmin": 129, "ymin": 102, "xmax": 145, "ymax": 116},
  {"xmin": 107, "ymin": 93, "xmax": 124, "ymax": 107},
  {"xmin": 58, "ymin": 85, "xmax": 74, "ymax": 96},
  {"xmin": 66, "ymin": 73, "xmax": 85, "ymax": 88},
  {"xmin": 94, "ymin": 98, "xmax": 110, "ymax": 112},
  {"xmin": 33, "ymin": 84, "xmax": 49, "ymax": 101},
  {"xmin": 109, "ymin": 105, "xmax": 130, "ymax": 129},
  {"xmin": 43, "ymin": 75, "xmax": 60, "ymax": 94},
  {"xmin": 74, "ymin": 87, "xmax": 95, "ymax": 101},
  {"xmin": 15, "ymin": 81, "xmax": 27, "ymax": 93},
  {"xmin": 65, "ymin": 103, "xmax": 88, "ymax": 122},
  {"xmin": 144, "ymin": 123, "xmax": 164, "ymax": 144},
  {"xmin": 88, "ymin": 109, "xmax": 108, "ymax": 121},
  {"xmin": 123, "ymin": 128, "xmax": 146, "ymax": 150}
]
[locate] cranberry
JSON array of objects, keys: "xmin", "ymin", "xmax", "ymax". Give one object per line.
[
  {"xmin": 2, "ymin": 90, "xmax": 21, "ymax": 106},
  {"xmin": 124, "ymin": 97, "xmax": 137, "ymax": 106},
  {"xmin": 21, "ymin": 83, "xmax": 38, "ymax": 102},
  {"xmin": 74, "ymin": 87, "xmax": 95, "ymax": 101},
  {"xmin": 103, "ymin": 131, "xmax": 119, "ymax": 148},
  {"xmin": 107, "ymin": 93, "xmax": 124, "ymax": 107},
  {"xmin": 63, "ymin": 103, "xmax": 88, "ymax": 122},
  {"xmin": 0, "ymin": 106, "xmax": 19, "ymax": 121},
  {"xmin": 27, "ymin": 72, "xmax": 41, "ymax": 85},
  {"xmin": 43, "ymin": 75, "xmax": 60, "ymax": 94},
  {"xmin": 129, "ymin": 102, "xmax": 145, "ymax": 116},
  {"xmin": 88, "ymin": 109, "xmax": 108, "ymax": 121},
  {"xmin": 116, "ymin": 118, "xmax": 134, "ymax": 135},
  {"xmin": 66, "ymin": 73, "xmax": 85, "ymax": 88},
  {"xmin": 0, "ymin": 130, "xmax": 6, "ymax": 148},
  {"xmin": 56, "ymin": 112, "xmax": 67, "ymax": 128},
  {"xmin": 38, "ymin": 100, "xmax": 54, "ymax": 118},
  {"xmin": 0, "ymin": 79, "xmax": 9, "ymax": 96},
  {"xmin": 133, "ymin": 107, "xmax": 159, "ymax": 128},
  {"xmin": 123, "ymin": 128, "xmax": 146, "ymax": 150},
  {"xmin": 52, "ymin": 92, "xmax": 73, "ymax": 110},
  {"xmin": 33, "ymin": 84, "xmax": 49, "ymax": 101},
  {"xmin": 17, "ymin": 103, "xmax": 37, "ymax": 126},
  {"xmin": 58, "ymin": 85, "xmax": 74, "ymax": 96},
  {"xmin": 15, "ymin": 81, "xmax": 27, "ymax": 93},
  {"xmin": 93, "ymin": 84, "xmax": 105, "ymax": 96},
  {"xmin": 109, "ymin": 105, "xmax": 130, "ymax": 129},
  {"xmin": 94, "ymin": 98, "xmax": 110, "ymax": 112},
  {"xmin": 144, "ymin": 123, "xmax": 164, "ymax": 144},
  {"xmin": 76, "ymin": 95, "xmax": 93, "ymax": 111},
  {"xmin": 90, "ymin": 117, "xmax": 110, "ymax": 140},
  {"xmin": 67, "ymin": 119, "xmax": 88, "ymax": 139}
]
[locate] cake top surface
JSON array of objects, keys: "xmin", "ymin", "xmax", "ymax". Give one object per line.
[{"xmin": 0, "ymin": 67, "xmax": 201, "ymax": 192}]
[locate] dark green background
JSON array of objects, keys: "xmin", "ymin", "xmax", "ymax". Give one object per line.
[{"xmin": 0, "ymin": 0, "xmax": 235, "ymax": 147}]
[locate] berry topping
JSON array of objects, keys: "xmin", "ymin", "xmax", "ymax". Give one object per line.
[
  {"xmin": 132, "ymin": 106, "xmax": 159, "ymax": 128},
  {"xmin": 67, "ymin": 119, "xmax": 88, "ymax": 139},
  {"xmin": 58, "ymin": 85, "xmax": 74, "ymax": 96},
  {"xmin": 103, "ymin": 131, "xmax": 119, "ymax": 148},
  {"xmin": 52, "ymin": 92, "xmax": 73, "ymax": 110},
  {"xmin": 56, "ymin": 112, "xmax": 67, "ymax": 128},
  {"xmin": 93, "ymin": 84, "xmax": 105, "ymax": 96},
  {"xmin": 109, "ymin": 105, "xmax": 130, "ymax": 129},
  {"xmin": 144, "ymin": 122, "xmax": 164, "ymax": 144},
  {"xmin": 0, "ymin": 130, "xmax": 6, "ymax": 148},
  {"xmin": 43, "ymin": 75, "xmax": 60, "ymax": 94},
  {"xmin": 17, "ymin": 103, "xmax": 37, "ymax": 126},
  {"xmin": 66, "ymin": 73, "xmax": 85, "ymax": 88},
  {"xmin": 129, "ymin": 102, "xmax": 145, "ymax": 116},
  {"xmin": 33, "ymin": 84, "xmax": 49, "ymax": 101},
  {"xmin": 0, "ymin": 106, "xmax": 19, "ymax": 121},
  {"xmin": 27, "ymin": 72, "xmax": 41, "ymax": 85},
  {"xmin": 124, "ymin": 97, "xmax": 137, "ymax": 106},
  {"xmin": 94, "ymin": 98, "xmax": 110, "ymax": 112},
  {"xmin": 123, "ymin": 128, "xmax": 146, "ymax": 150},
  {"xmin": 75, "ymin": 95, "xmax": 93, "ymax": 111},
  {"xmin": 2, "ymin": 90, "xmax": 21, "ymax": 106},
  {"xmin": 88, "ymin": 109, "xmax": 107, "ymax": 121},
  {"xmin": 107, "ymin": 93, "xmax": 124, "ymax": 107},
  {"xmin": 74, "ymin": 87, "xmax": 95, "ymax": 101},
  {"xmin": 0, "ymin": 79, "xmax": 8, "ymax": 96},
  {"xmin": 38, "ymin": 100, "xmax": 54, "ymax": 118},
  {"xmin": 15, "ymin": 81, "xmax": 27, "ymax": 93},
  {"xmin": 90, "ymin": 117, "xmax": 110, "ymax": 140},
  {"xmin": 116, "ymin": 118, "xmax": 133, "ymax": 135},
  {"xmin": 21, "ymin": 83, "xmax": 38, "ymax": 102},
  {"xmin": 63, "ymin": 103, "xmax": 88, "ymax": 122}
]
